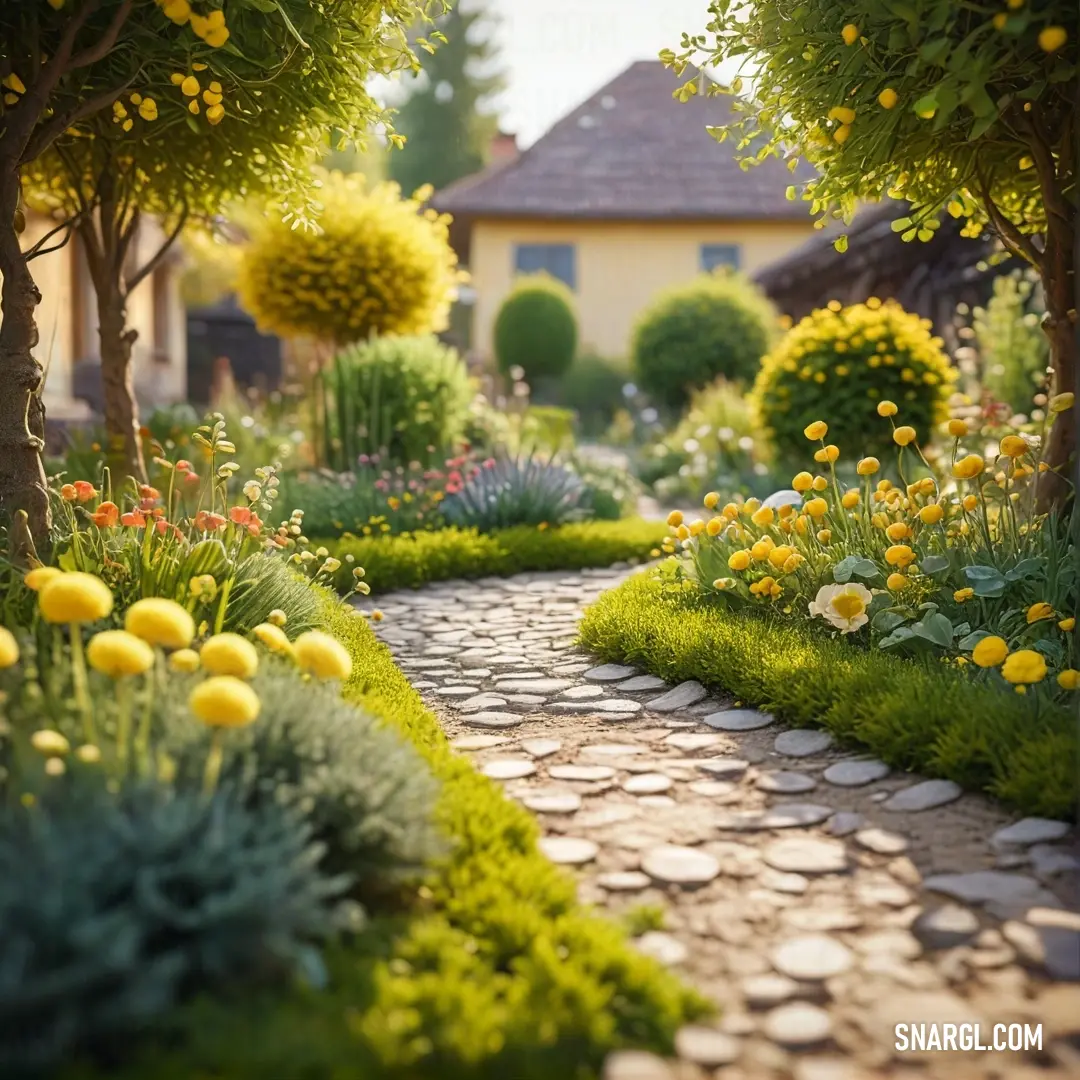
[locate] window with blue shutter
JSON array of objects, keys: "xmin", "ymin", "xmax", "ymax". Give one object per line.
[
  {"xmin": 514, "ymin": 243, "xmax": 576, "ymax": 290},
  {"xmin": 700, "ymin": 244, "xmax": 741, "ymax": 272}
]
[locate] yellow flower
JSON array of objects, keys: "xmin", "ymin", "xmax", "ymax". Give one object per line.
[
  {"xmin": 814, "ymin": 444, "xmax": 840, "ymax": 463},
  {"xmin": 804, "ymin": 497, "xmax": 828, "ymax": 519},
  {"xmin": 962, "ymin": 494, "xmax": 978, "ymax": 511},
  {"xmin": 953, "ymin": 588, "xmax": 974, "ymax": 602},
  {"xmin": 886, "ymin": 572, "xmax": 908, "ymax": 591},
  {"xmin": 751, "ymin": 506, "xmax": 775, "ymax": 527},
  {"xmin": 952, "ymin": 454, "xmax": 985, "ymax": 480},
  {"xmin": 24, "ymin": 566, "xmax": 62, "ymax": 592},
  {"xmin": 676, "ymin": 524, "xmax": 690, "ymax": 541},
  {"xmin": 1058, "ymin": 618, "xmax": 1075, "ymax": 631},
  {"xmin": 767, "ymin": 545, "xmax": 794, "ymax": 569},
  {"xmin": 268, "ymin": 609, "xmax": 288, "ymax": 627},
  {"xmin": 972, "ymin": 636, "xmax": 1008, "ymax": 668},
  {"xmin": 180, "ymin": 75, "xmax": 200, "ymax": 97},
  {"xmin": 87, "ymin": 630, "xmax": 154, "ymax": 678},
  {"xmin": 189, "ymin": 676, "xmax": 261, "ymax": 728},
  {"xmin": 886, "ymin": 521, "xmax": 910, "ymax": 541},
  {"xmin": 371, "ymin": 610, "xmax": 384, "ymax": 622},
  {"xmin": 30, "ymin": 730, "xmax": 70, "ymax": 756},
  {"xmin": 877, "ymin": 400, "xmax": 898, "ymax": 417},
  {"xmin": 857, "ymin": 456, "xmax": 880, "ymax": 476},
  {"xmin": 792, "ymin": 471, "xmax": 813, "ymax": 492},
  {"xmin": 803, "ymin": 420, "xmax": 828, "ymax": 440},
  {"xmin": 750, "ymin": 539, "xmax": 774, "ymax": 561},
  {"xmin": 1048, "ymin": 391, "xmax": 1074, "ymax": 413},
  {"xmin": 878, "ymin": 87, "xmax": 898, "ymax": 109},
  {"xmin": 816, "ymin": 529, "xmax": 832, "ymax": 543},
  {"xmin": 1025, "ymin": 602, "xmax": 1054, "ymax": 624},
  {"xmin": 703, "ymin": 491, "xmax": 720, "ymax": 509},
  {"xmin": 688, "ymin": 519, "xmax": 706, "ymax": 537},
  {"xmin": 893, "ymin": 425, "xmax": 917, "ymax": 446},
  {"xmin": 999, "ymin": 435, "xmax": 1029, "ymax": 458},
  {"xmin": 206, "ymin": 103, "xmax": 225, "ymax": 125},
  {"xmin": 885, "ymin": 544, "xmax": 915, "ymax": 568},
  {"xmin": 1001, "ymin": 649, "xmax": 1047, "ymax": 685},
  {"xmin": 138, "ymin": 97, "xmax": 158, "ymax": 121},
  {"xmin": 200, "ymin": 633, "xmax": 259, "ymax": 679},
  {"xmin": 125, "ymin": 597, "xmax": 195, "ymax": 649},
  {"xmin": 728, "ymin": 550, "xmax": 752, "ymax": 571},
  {"xmin": 706, "ymin": 517, "xmax": 724, "ymax": 537},
  {"xmin": 667, "ymin": 510, "xmax": 684, "ymax": 528},
  {"xmin": 841, "ymin": 490, "xmax": 860, "ymax": 509},
  {"xmin": 0, "ymin": 627, "xmax": 19, "ymax": 668},
  {"xmin": 76, "ymin": 744, "xmax": 102, "ymax": 763},
  {"xmin": 39, "ymin": 572, "xmax": 113, "ymax": 624},
  {"xmin": 253, "ymin": 623, "xmax": 293, "ymax": 655},
  {"xmin": 841, "ymin": 23, "xmax": 859, "ymax": 45},
  {"xmin": 169, "ymin": 648, "xmax": 201, "ymax": 673},
  {"xmin": 811, "ymin": 475, "xmax": 828, "ymax": 492},
  {"xmin": 919, "ymin": 504, "xmax": 944, "ymax": 525},
  {"xmin": 1038, "ymin": 25, "xmax": 1067, "ymax": 52},
  {"xmin": 1057, "ymin": 669, "xmax": 1079, "ymax": 690},
  {"xmin": 293, "ymin": 631, "xmax": 352, "ymax": 680},
  {"xmin": 947, "ymin": 418, "xmax": 968, "ymax": 437}
]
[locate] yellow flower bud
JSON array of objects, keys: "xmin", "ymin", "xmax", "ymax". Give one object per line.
[
  {"xmin": 728, "ymin": 550, "xmax": 752, "ymax": 571},
  {"xmin": 919, "ymin": 503, "xmax": 944, "ymax": 524},
  {"xmin": 792, "ymin": 471, "xmax": 813, "ymax": 492},
  {"xmin": 841, "ymin": 23, "xmax": 859, "ymax": 45},
  {"xmin": 804, "ymin": 497, "xmax": 828, "ymax": 519},
  {"xmin": 953, "ymin": 454, "xmax": 985, "ymax": 480},
  {"xmin": 972, "ymin": 636, "xmax": 1008, "ymax": 668},
  {"xmin": 841, "ymin": 490, "xmax": 860, "ymax": 509},
  {"xmin": 947, "ymin": 418, "xmax": 968, "ymax": 437},
  {"xmin": 893, "ymin": 425, "xmax": 917, "ymax": 446},
  {"xmin": 877, "ymin": 400, "xmax": 898, "ymax": 417},
  {"xmin": 878, "ymin": 88, "xmax": 898, "ymax": 109},
  {"xmin": 856, "ymin": 457, "xmax": 880, "ymax": 476},
  {"xmin": 803, "ymin": 420, "xmax": 828, "ymax": 441},
  {"xmin": 886, "ymin": 572, "xmax": 909, "ymax": 591}
]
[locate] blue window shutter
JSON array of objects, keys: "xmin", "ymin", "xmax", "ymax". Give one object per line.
[
  {"xmin": 513, "ymin": 244, "xmax": 576, "ymax": 290},
  {"xmin": 700, "ymin": 244, "xmax": 741, "ymax": 272}
]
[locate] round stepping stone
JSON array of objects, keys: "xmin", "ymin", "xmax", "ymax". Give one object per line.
[
  {"xmin": 771, "ymin": 934, "xmax": 853, "ymax": 980},
  {"xmin": 703, "ymin": 708, "xmax": 774, "ymax": 732},
  {"xmin": 763, "ymin": 1002, "xmax": 833, "ymax": 1047},
  {"xmin": 538, "ymin": 836, "xmax": 598, "ymax": 865},
  {"xmin": 434, "ymin": 685, "xmax": 481, "ymax": 697},
  {"xmin": 584, "ymin": 664, "xmax": 638, "ymax": 682},
  {"xmin": 576, "ymin": 804, "xmax": 639, "ymax": 828},
  {"xmin": 647, "ymin": 681, "xmax": 708, "ymax": 712},
  {"xmin": 665, "ymin": 732, "xmax": 723, "ymax": 751},
  {"xmin": 783, "ymin": 907, "xmax": 863, "ymax": 933},
  {"xmin": 823, "ymin": 759, "xmax": 890, "ymax": 787},
  {"xmin": 552, "ymin": 662, "xmax": 591, "ymax": 675},
  {"xmin": 760, "ymin": 869, "xmax": 809, "ymax": 895},
  {"xmin": 602, "ymin": 1050, "xmax": 673, "ymax": 1080},
  {"xmin": 774, "ymin": 729, "xmax": 834, "ymax": 757},
  {"xmin": 638, "ymin": 795, "xmax": 676, "ymax": 809},
  {"xmin": 460, "ymin": 694, "xmax": 510, "ymax": 711},
  {"xmin": 635, "ymin": 931, "xmax": 687, "ymax": 966},
  {"xmin": 992, "ymin": 817, "xmax": 1071, "ymax": 848},
  {"xmin": 726, "ymin": 803, "xmax": 833, "ymax": 831},
  {"xmin": 623, "ymin": 773, "xmax": 674, "ymax": 795},
  {"xmin": 763, "ymin": 837, "xmax": 848, "ymax": 874},
  {"xmin": 582, "ymin": 743, "xmax": 645, "ymax": 757},
  {"xmin": 451, "ymin": 734, "xmax": 508, "ymax": 750},
  {"xmin": 756, "ymin": 770, "xmax": 817, "ymax": 794},
  {"xmin": 642, "ymin": 844, "xmax": 721, "ymax": 886},
  {"xmin": 854, "ymin": 827, "xmax": 909, "ymax": 855},
  {"xmin": 674, "ymin": 1026, "xmax": 740, "ymax": 1066},
  {"xmin": 521, "ymin": 791, "xmax": 582, "ymax": 814},
  {"xmin": 696, "ymin": 758, "xmax": 750, "ymax": 779},
  {"xmin": 689, "ymin": 779, "xmax": 738, "ymax": 798},
  {"xmin": 742, "ymin": 973, "xmax": 799, "ymax": 1008},
  {"xmin": 465, "ymin": 711, "xmax": 525, "ymax": 729},
  {"xmin": 883, "ymin": 778, "xmax": 962, "ymax": 812},
  {"xmin": 559, "ymin": 684, "xmax": 605, "ymax": 699},
  {"xmin": 504, "ymin": 693, "xmax": 548, "ymax": 705},
  {"xmin": 549, "ymin": 764, "xmax": 617, "ymax": 782},
  {"xmin": 826, "ymin": 811, "xmax": 864, "ymax": 837},
  {"xmin": 546, "ymin": 698, "xmax": 644, "ymax": 715},
  {"xmin": 521, "ymin": 738, "xmax": 562, "ymax": 759},
  {"xmin": 913, "ymin": 904, "xmax": 980, "ymax": 949},
  {"xmin": 597, "ymin": 870, "xmax": 651, "ymax": 892},
  {"xmin": 856, "ymin": 929, "xmax": 921, "ymax": 960},
  {"xmin": 411, "ymin": 680, "xmax": 437, "ymax": 690},
  {"xmin": 482, "ymin": 759, "xmax": 536, "ymax": 781},
  {"xmin": 494, "ymin": 677, "xmax": 573, "ymax": 694},
  {"xmin": 617, "ymin": 674, "xmax": 668, "ymax": 692},
  {"xmin": 922, "ymin": 870, "xmax": 1058, "ymax": 915}
]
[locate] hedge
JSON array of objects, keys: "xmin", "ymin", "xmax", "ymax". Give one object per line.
[
  {"xmin": 322, "ymin": 519, "xmax": 667, "ymax": 594},
  {"xmin": 67, "ymin": 595, "xmax": 705, "ymax": 1079},
  {"xmin": 578, "ymin": 571, "xmax": 1077, "ymax": 821}
]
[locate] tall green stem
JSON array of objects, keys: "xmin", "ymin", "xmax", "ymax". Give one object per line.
[
  {"xmin": 115, "ymin": 678, "xmax": 133, "ymax": 775},
  {"xmin": 202, "ymin": 729, "xmax": 224, "ymax": 796},
  {"xmin": 68, "ymin": 624, "xmax": 97, "ymax": 746}
]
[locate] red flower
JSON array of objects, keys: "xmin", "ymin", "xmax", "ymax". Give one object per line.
[
  {"xmin": 448, "ymin": 470, "xmax": 462, "ymax": 484},
  {"xmin": 174, "ymin": 459, "xmax": 193, "ymax": 473},
  {"xmin": 73, "ymin": 481, "xmax": 97, "ymax": 503},
  {"xmin": 445, "ymin": 481, "xmax": 462, "ymax": 495},
  {"xmin": 121, "ymin": 508, "xmax": 146, "ymax": 528},
  {"xmin": 154, "ymin": 519, "xmax": 184, "ymax": 540},
  {"xmin": 138, "ymin": 484, "xmax": 160, "ymax": 500},
  {"xmin": 60, "ymin": 483, "xmax": 77, "ymax": 501},
  {"xmin": 183, "ymin": 470, "xmax": 200, "ymax": 487},
  {"xmin": 229, "ymin": 506, "xmax": 263, "ymax": 536},
  {"xmin": 194, "ymin": 510, "xmax": 227, "ymax": 531},
  {"xmin": 90, "ymin": 501, "xmax": 119, "ymax": 528}
]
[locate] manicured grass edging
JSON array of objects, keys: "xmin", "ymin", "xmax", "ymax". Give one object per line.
[
  {"xmin": 578, "ymin": 571, "xmax": 1077, "ymax": 820},
  {"xmin": 79, "ymin": 595, "xmax": 705, "ymax": 1079},
  {"xmin": 322, "ymin": 519, "xmax": 667, "ymax": 593}
]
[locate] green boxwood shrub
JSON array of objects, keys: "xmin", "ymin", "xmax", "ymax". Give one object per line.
[
  {"xmin": 631, "ymin": 273, "xmax": 777, "ymax": 409},
  {"xmin": 493, "ymin": 274, "xmax": 578, "ymax": 383},
  {"xmin": 535, "ymin": 352, "xmax": 629, "ymax": 438},
  {"xmin": 322, "ymin": 519, "xmax": 667, "ymax": 593},
  {"xmin": 322, "ymin": 335, "xmax": 474, "ymax": 469},
  {"xmin": 751, "ymin": 299, "xmax": 956, "ymax": 462},
  {"xmin": 579, "ymin": 569, "xmax": 1077, "ymax": 820}
]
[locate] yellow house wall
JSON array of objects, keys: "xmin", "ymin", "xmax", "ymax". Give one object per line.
[{"xmin": 469, "ymin": 217, "xmax": 815, "ymax": 361}]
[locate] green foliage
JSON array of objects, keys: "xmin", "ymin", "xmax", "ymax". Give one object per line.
[
  {"xmin": 321, "ymin": 520, "xmax": 667, "ymax": 593},
  {"xmin": 236, "ymin": 171, "xmax": 462, "ymax": 346},
  {"xmin": 970, "ymin": 271, "xmax": 1050, "ymax": 410},
  {"xmin": 218, "ymin": 555, "xmax": 322, "ymax": 637},
  {"xmin": 565, "ymin": 453, "xmax": 642, "ymax": 522},
  {"xmin": 579, "ymin": 569, "xmax": 1077, "ymax": 819},
  {"xmin": 493, "ymin": 274, "xmax": 579, "ymax": 382},
  {"xmin": 388, "ymin": 1, "xmax": 506, "ymax": 195},
  {"xmin": 322, "ymin": 336, "xmax": 474, "ymax": 469},
  {"xmin": 631, "ymin": 273, "xmax": 778, "ymax": 410},
  {"xmin": 541, "ymin": 352, "xmax": 631, "ymax": 439},
  {"xmin": 0, "ymin": 780, "xmax": 347, "ymax": 1076},
  {"xmin": 752, "ymin": 300, "xmax": 955, "ymax": 462}
]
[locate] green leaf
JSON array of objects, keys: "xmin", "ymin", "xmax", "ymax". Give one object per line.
[
  {"xmin": 833, "ymin": 556, "xmax": 858, "ymax": 584},
  {"xmin": 911, "ymin": 612, "xmax": 954, "ymax": 647},
  {"xmin": 852, "ymin": 558, "xmax": 882, "ymax": 580},
  {"xmin": 981, "ymin": 483, "xmax": 1006, "ymax": 500},
  {"xmin": 872, "ymin": 610, "xmax": 907, "ymax": 633},
  {"xmin": 957, "ymin": 630, "xmax": 991, "ymax": 651},
  {"xmin": 833, "ymin": 234, "xmax": 848, "ymax": 253},
  {"xmin": 1005, "ymin": 559, "xmax": 1042, "ymax": 582},
  {"xmin": 891, "ymin": 216, "xmax": 913, "ymax": 233},
  {"xmin": 878, "ymin": 625, "xmax": 916, "ymax": 649},
  {"xmin": 919, "ymin": 38, "xmax": 950, "ymax": 65},
  {"xmin": 964, "ymin": 564, "xmax": 1006, "ymax": 597},
  {"xmin": 785, "ymin": 185, "xmax": 797, "ymax": 201},
  {"xmin": 920, "ymin": 554, "xmax": 950, "ymax": 574}
]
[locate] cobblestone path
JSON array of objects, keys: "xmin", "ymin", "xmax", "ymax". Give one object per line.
[{"xmin": 368, "ymin": 566, "xmax": 1079, "ymax": 1080}]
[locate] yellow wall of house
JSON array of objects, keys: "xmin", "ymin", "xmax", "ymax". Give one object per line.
[{"xmin": 468, "ymin": 217, "xmax": 815, "ymax": 362}]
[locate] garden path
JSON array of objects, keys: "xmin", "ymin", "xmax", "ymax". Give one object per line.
[{"xmin": 366, "ymin": 566, "xmax": 1079, "ymax": 1080}]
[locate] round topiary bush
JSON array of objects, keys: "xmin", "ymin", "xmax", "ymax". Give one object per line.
[
  {"xmin": 322, "ymin": 335, "xmax": 474, "ymax": 469},
  {"xmin": 493, "ymin": 273, "xmax": 578, "ymax": 382},
  {"xmin": 631, "ymin": 273, "xmax": 778, "ymax": 410},
  {"xmin": 751, "ymin": 298, "xmax": 957, "ymax": 462},
  {"xmin": 236, "ymin": 169, "xmax": 461, "ymax": 346}
]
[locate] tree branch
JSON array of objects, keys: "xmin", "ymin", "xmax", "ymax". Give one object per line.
[
  {"xmin": 124, "ymin": 206, "xmax": 188, "ymax": 296},
  {"xmin": 25, "ymin": 229, "xmax": 79, "ymax": 262},
  {"xmin": 21, "ymin": 78, "xmax": 133, "ymax": 165},
  {"xmin": 24, "ymin": 213, "xmax": 81, "ymax": 260},
  {"xmin": 976, "ymin": 172, "xmax": 1043, "ymax": 270},
  {"xmin": 68, "ymin": 0, "xmax": 133, "ymax": 73},
  {"xmin": 33, "ymin": 0, "xmax": 103, "ymax": 96}
]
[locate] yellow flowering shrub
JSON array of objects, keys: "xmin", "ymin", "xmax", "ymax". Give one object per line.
[
  {"xmin": 236, "ymin": 170, "xmax": 463, "ymax": 346},
  {"xmin": 752, "ymin": 298, "xmax": 955, "ymax": 461}
]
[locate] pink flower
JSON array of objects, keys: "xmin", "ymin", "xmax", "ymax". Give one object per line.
[
  {"xmin": 183, "ymin": 471, "xmax": 200, "ymax": 487},
  {"xmin": 174, "ymin": 460, "xmax": 193, "ymax": 473},
  {"xmin": 482, "ymin": 458, "xmax": 496, "ymax": 469},
  {"xmin": 374, "ymin": 479, "xmax": 388, "ymax": 491}
]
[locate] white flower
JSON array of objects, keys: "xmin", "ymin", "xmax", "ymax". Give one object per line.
[
  {"xmin": 243, "ymin": 481, "xmax": 262, "ymax": 501},
  {"xmin": 808, "ymin": 582, "xmax": 873, "ymax": 633}
]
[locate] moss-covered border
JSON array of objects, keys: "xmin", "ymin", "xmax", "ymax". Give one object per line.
[
  {"xmin": 321, "ymin": 519, "xmax": 667, "ymax": 594},
  {"xmin": 579, "ymin": 571, "xmax": 1077, "ymax": 820}
]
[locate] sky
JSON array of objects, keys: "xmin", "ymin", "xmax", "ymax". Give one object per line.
[{"xmin": 484, "ymin": 0, "xmax": 722, "ymax": 147}]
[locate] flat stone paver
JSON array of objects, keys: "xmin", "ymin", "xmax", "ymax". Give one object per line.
[{"xmin": 366, "ymin": 565, "xmax": 1079, "ymax": 1079}]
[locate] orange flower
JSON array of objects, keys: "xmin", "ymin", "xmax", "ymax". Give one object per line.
[
  {"xmin": 60, "ymin": 483, "xmax": 77, "ymax": 501},
  {"xmin": 183, "ymin": 470, "xmax": 200, "ymax": 487},
  {"xmin": 138, "ymin": 484, "xmax": 160, "ymax": 500},
  {"xmin": 194, "ymin": 510, "xmax": 227, "ymax": 531},
  {"xmin": 229, "ymin": 506, "xmax": 252, "ymax": 526},
  {"xmin": 73, "ymin": 480, "xmax": 97, "ymax": 503},
  {"xmin": 154, "ymin": 519, "xmax": 183, "ymax": 540},
  {"xmin": 90, "ymin": 501, "xmax": 119, "ymax": 528},
  {"xmin": 175, "ymin": 459, "xmax": 193, "ymax": 472},
  {"xmin": 121, "ymin": 508, "xmax": 146, "ymax": 527}
]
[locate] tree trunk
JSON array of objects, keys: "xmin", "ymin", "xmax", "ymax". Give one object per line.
[
  {"xmin": 97, "ymin": 279, "xmax": 146, "ymax": 485},
  {"xmin": 0, "ymin": 164, "xmax": 51, "ymax": 544}
]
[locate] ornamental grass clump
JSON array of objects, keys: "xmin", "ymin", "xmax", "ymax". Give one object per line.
[{"xmin": 753, "ymin": 298, "xmax": 955, "ymax": 463}]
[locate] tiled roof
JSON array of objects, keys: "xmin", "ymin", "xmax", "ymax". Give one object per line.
[{"xmin": 432, "ymin": 61, "xmax": 816, "ymax": 221}]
